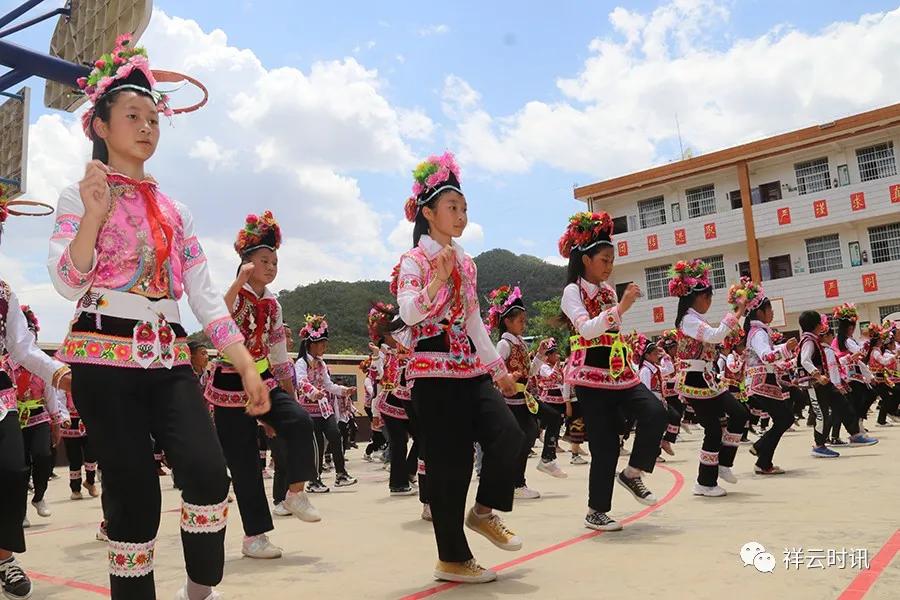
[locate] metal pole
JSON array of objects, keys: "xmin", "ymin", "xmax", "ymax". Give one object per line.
[
  {"xmin": 0, "ymin": 0, "xmax": 47, "ymax": 30},
  {"xmin": 0, "ymin": 89, "xmax": 25, "ymax": 100},
  {"xmin": 0, "ymin": 7, "xmax": 69, "ymax": 38},
  {"xmin": 0, "ymin": 68, "xmax": 30, "ymax": 91},
  {"xmin": 0, "ymin": 38, "xmax": 89, "ymax": 92}
]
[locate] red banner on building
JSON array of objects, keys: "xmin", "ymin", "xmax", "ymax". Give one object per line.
[
  {"xmin": 617, "ymin": 240, "xmax": 628, "ymax": 257},
  {"xmin": 647, "ymin": 234, "xmax": 659, "ymax": 251},
  {"xmin": 674, "ymin": 228, "xmax": 687, "ymax": 245},
  {"xmin": 704, "ymin": 223, "xmax": 717, "ymax": 239},
  {"xmin": 850, "ymin": 192, "xmax": 866, "ymax": 211},
  {"xmin": 890, "ymin": 185, "xmax": 900, "ymax": 204},
  {"xmin": 824, "ymin": 279, "xmax": 839, "ymax": 298},
  {"xmin": 653, "ymin": 306, "xmax": 665, "ymax": 323},
  {"xmin": 862, "ymin": 273, "xmax": 878, "ymax": 293},
  {"xmin": 777, "ymin": 207, "xmax": 791, "ymax": 225},
  {"xmin": 813, "ymin": 199, "xmax": 828, "ymax": 218}
]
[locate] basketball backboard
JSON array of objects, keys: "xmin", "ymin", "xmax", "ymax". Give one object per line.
[
  {"xmin": 44, "ymin": 0, "xmax": 153, "ymax": 111},
  {"xmin": 0, "ymin": 86, "xmax": 30, "ymax": 199}
]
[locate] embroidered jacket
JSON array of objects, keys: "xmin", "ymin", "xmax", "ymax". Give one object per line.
[
  {"xmin": 394, "ymin": 235, "xmax": 505, "ymax": 382},
  {"xmin": 639, "ymin": 362, "xmax": 663, "ymax": 400},
  {"xmin": 676, "ymin": 308, "xmax": 740, "ymax": 400},
  {"xmin": 48, "ymin": 175, "xmax": 244, "ymax": 369},
  {"xmin": 295, "ymin": 356, "xmax": 348, "ymax": 418},
  {"xmin": 534, "ymin": 360, "xmax": 565, "ymax": 404},
  {"xmin": 204, "ymin": 284, "xmax": 291, "ymax": 408},
  {"xmin": 561, "ymin": 278, "xmax": 638, "ymax": 390},
  {"xmin": 372, "ymin": 345, "xmax": 411, "ymax": 420},
  {"xmin": 12, "ymin": 362, "xmax": 68, "ymax": 428},
  {"xmin": 0, "ymin": 280, "xmax": 67, "ymax": 419},
  {"xmin": 831, "ymin": 337, "xmax": 870, "ymax": 384},
  {"xmin": 496, "ymin": 332, "xmax": 542, "ymax": 405},
  {"xmin": 660, "ymin": 353, "xmax": 678, "ymax": 398},
  {"xmin": 745, "ymin": 321, "xmax": 791, "ymax": 400}
]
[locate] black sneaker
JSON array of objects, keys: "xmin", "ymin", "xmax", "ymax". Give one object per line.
[
  {"xmin": 828, "ymin": 437, "xmax": 849, "ymax": 446},
  {"xmin": 615, "ymin": 471, "xmax": 658, "ymax": 506},
  {"xmin": 0, "ymin": 557, "xmax": 33, "ymax": 599},
  {"xmin": 306, "ymin": 479, "xmax": 330, "ymax": 493},
  {"xmin": 584, "ymin": 511, "xmax": 623, "ymax": 531},
  {"xmin": 335, "ymin": 473, "xmax": 358, "ymax": 487},
  {"xmin": 390, "ymin": 485, "xmax": 416, "ymax": 496}
]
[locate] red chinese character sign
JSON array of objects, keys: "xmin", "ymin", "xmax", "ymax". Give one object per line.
[
  {"xmin": 647, "ymin": 234, "xmax": 659, "ymax": 251},
  {"xmin": 890, "ymin": 185, "xmax": 900, "ymax": 204},
  {"xmin": 704, "ymin": 223, "xmax": 717, "ymax": 240},
  {"xmin": 653, "ymin": 307, "xmax": 665, "ymax": 323},
  {"xmin": 813, "ymin": 199, "xmax": 828, "ymax": 218},
  {"xmin": 777, "ymin": 207, "xmax": 791, "ymax": 225},
  {"xmin": 617, "ymin": 241, "xmax": 629, "ymax": 257},
  {"xmin": 850, "ymin": 192, "xmax": 866, "ymax": 211},
  {"xmin": 824, "ymin": 279, "xmax": 839, "ymax": 298},
  {"xmin": 674, "ymin": 228, "xmax": 687, "ymax": 245},
  {"xmin": 862, "ymin": 273, "xmax": 878, "ymax": 293}
]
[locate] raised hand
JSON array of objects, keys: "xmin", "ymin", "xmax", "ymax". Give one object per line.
[{"xmin": 78, "ymin": 160, "xmax": 111, "ymax": 224}]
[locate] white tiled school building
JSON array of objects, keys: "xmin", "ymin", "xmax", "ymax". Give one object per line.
[{"xmin": 574, "ymin": 103, "xmax": 900, "ymax": 337}]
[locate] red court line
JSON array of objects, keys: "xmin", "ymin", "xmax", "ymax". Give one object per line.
[
  {"xmin": 837, "ymin": 529, "xmax": 900, "ymax": 600},
  {"xmin": 400, "ymin": 464, "xmax": 685, "ymax": 599},
  {"xmin": 28, "ymin": 571, "xmax": 110, "ymax": 596}
]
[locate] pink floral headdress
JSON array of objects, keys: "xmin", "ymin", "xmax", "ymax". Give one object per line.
[
  {"xmin": 558, "ymin": 212, "xmax": 614, "ymax": 259},
  {"xmin": 727, "ymin": 276, "xmax": 765, "ymax": 311},
  {"xmin": 404, "ymin": 152, "xmax": 462, "ymax": 222},
  {"xmin": 667, "ymin": 259, "xmax": 711, "ymax": 297},
  {"xmin": 486, "ymin": 285, "xmax": 524, "ymax": 332},
  {"xmin": 300, "ymin": 314, "xmax": 329, "ymax": 341},
  {"xmin": 832, "ymin": 302, "xmax": 858, "ymax": 323},
  {"xmin": 367, "ymin": 302, "xmax": 396, "ymax": 342},
  {"xmin": 235, "ymin": 210, "xmax": 282, "ymax": 256},
  {"xmin": 723, "ymin": 328, "xmax": 745, "ymax": 351},
  {"xmin": 77, "ymin": 33, "xmax": 173, "ymax": 138}
]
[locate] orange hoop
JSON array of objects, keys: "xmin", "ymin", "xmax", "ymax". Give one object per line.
[
  {"xmin": 3, "ymin": 199, "xmax": 55, "ymax": 217},
  {"xmin": 152, "ymin": 69, "xmax": 209, "ymax": 114}
]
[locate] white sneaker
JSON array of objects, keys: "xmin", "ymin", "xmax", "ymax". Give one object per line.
[
  {"xmin": 96, "ymin": 522, "xmax": 108, "ymax": 542},
  {"xmin": 32, "ymin": 499, "xmax": 51, "ymax": 517},
  {"xmin": 70, "ymin": 490, "xmax": 83, "ymax": 500},
  {"xmin": 241, "ymin": 533, "xmax": 283, "ymax": 559},
  {"xmin": 570, "ymin": 454, "xmax": 589, "ymax": 465},
  {"xmin": 889, "ymin": 414, "xmax": 900, "ymax": 423},
  {"xmin": 22, "ymin": 517, "xmax": 30, "ymax": 528},
  {"xmin": 272, "ymin": 502, "xmax": 291, "ymax": 517},
  {"xmin": 421, "ymin": 504, "xmax": 432, "ymax": 521},
  {"xmin": 174, "ymin": 583, "xmax": 222, "ymax": 600},
  {"xmin": 536, "ymin": 459, "xmax": 568, "ymax": 479},
  {"xmin": 261, "ymin": 468, "xmax": 273, "ymax": 480},
  {"xmin": 283, "ymin": 490, "xmax": 321, "ymax": 522},
  {"xmin": 692, "ymin": 483, "xmax": 727, "ymax": 497},
  {"xmin": 514, "ymin": 486, "xmax": 541, "ymax": 500},
  {"xmin": 718, "ymin": 466, "xmax": 738, "ymax": 484}
]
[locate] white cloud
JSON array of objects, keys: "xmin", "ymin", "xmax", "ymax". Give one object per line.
[
  {"xmin": 445, "ymin": 1, "xmax": 900, "ymax": 178},
  {"xmin": 418, "ymin": 24, "xmax": 450, "ymax": 37},
  {"xmin": 543, "ymin": 255, "xmax": 568, "ymax": 266},
  {"xmin": 17, "ymin": 9, "xmax": 434, "ymax": 342},
  {"xmin": 386, "ymin": 218, "xmax": 484, "ymax": 254}
]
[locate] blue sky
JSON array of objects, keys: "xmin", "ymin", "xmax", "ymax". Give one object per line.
[{"xmin": 3, "ymin": 0, "xmax": 900, "ymax": 340}]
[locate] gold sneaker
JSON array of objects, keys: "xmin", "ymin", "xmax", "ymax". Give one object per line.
[
  {"xmin": 434, "ymin": 559, "xmax": 497, "ymax": 583},
  {"xmin": 465, "ymin": 508, "xmax": 523, "ymax": 551}
]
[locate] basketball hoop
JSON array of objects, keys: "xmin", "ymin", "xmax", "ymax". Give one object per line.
[
  {"xmin": 3, "ymin": 199, "xmax": 55, "ymax": 217},
  {"xmin": 152, "ymin": 70, "xmax": 209, "ymax": 115}
]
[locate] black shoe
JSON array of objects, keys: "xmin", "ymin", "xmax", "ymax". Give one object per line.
[
  {"xmin": 615, "ymin": 471, "xmax": 658, "ymax": 506},
  {"xmin": 390, "ymin": 485, "xmax": 416, "ymax": 496},
  {"xmin": 749, "ymin": 445, "xmax": 758, "ymax": 457},
  {"xmin": 828, "ymin": 438, "xmax": 848, "ymax": 446},
  {"xmin": 584, "ymin": 511, "xmax": 623, "ymax": 531},
  {"xmin": 0, "ymin": 558, "xmax": 33, "ymax": 599},
  {"xmin": 306, "ymin": 479, "xmax": 330, "ymax": 493},
  {"xmin": 335, "ymin": 473, "xmax": 358, "ymax": 487}
]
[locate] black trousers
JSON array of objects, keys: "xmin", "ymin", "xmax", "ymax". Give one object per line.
[
  {"xmin": 312, "ymin": 415, "xmax": 346, "ymax": 477},
  {"xmin": 412, "ymin": 375, "xmax": 522, "ymax": 563},
  {"xmin": 21, "ymin": 422, "xmax": 53, "ymax": 503},
  {"xmin": 508, "ymin": 403, "xmax": 539, "ymax": 488},
  {"xmin": 565, "ymin": 401, "xmax": 586, "ymax": 444},
  {"xmin": 810, "ymin": 384, "xmax": 835, "ymax": 446},
  {"xmin": 790, "ymin": 387, "xmax": 809, "ymax": 418},
  {"xmin": 63, "ymin": 433, "xmax": 97, "ymax": 492},
  {"xmin": 663, "ymin": 395, "xmax": 684, "ymax": 443},
  {"xmin": 576, "ymin": 383, "xmax": 667, "ymax": 513},
  {"xmin": 257, "ymin": 425, "xmax": 269, "ymax": 470},
  {"xmin": 401, "ymin": 399, "xmax": 429, "ymax": 504},
  {"xmin": 214, "ymin": 386, "xmax": 317, "ymax": 536},
  {"xmin": 383, "ymin": 409, "xmax": 418, "ymax": 490},
  {"xmin": 876, "ymin": 383, "xmax": 899, "ymax": 424},
  {"xmin": 271, "ymin": 436, "xmax": 289, "ymax": 505},
  {"xmin": 72, "ymin": 364, "xmax": 230, "ymax": 600},
  {"xmin": 687, "ymin": 391, "xmax": 748, "ymax": 487},
  {"xmin": 539, "ymin": 402, "xmax": 565, "ymax": 461},
  {"xmin": 0, "ymin": 412, "xmax": 28, "ymax": 553},
  {"xmin": 364, "ymin": 406, "xmax": 387, "ymax": 455},
  {"xmin": 751, "ymin": 395, "xmax": 794, "ymax": 470}
]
